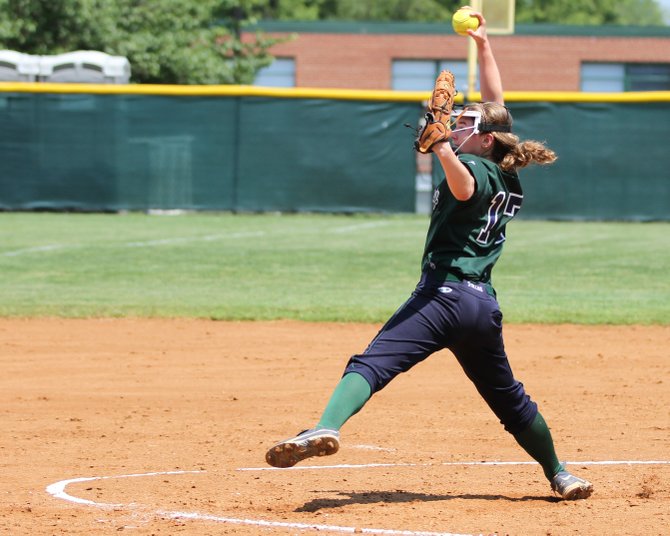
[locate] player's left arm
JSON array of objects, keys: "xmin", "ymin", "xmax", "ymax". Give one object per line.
[{"xmin": 433, "ymin": 142, "xmax": 475, "ymax": 201}]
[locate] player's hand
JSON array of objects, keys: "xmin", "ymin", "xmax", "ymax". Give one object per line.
[{"xmin": 458, "ymin": 5, "xmax": 488, "ymax": 43}]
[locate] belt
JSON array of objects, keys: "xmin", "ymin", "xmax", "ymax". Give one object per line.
[{"xmin": 422, "ymin": 269, "xmax": 496, "ymax": 298}]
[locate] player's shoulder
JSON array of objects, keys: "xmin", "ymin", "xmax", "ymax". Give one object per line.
[
  {"xmin": 459, "ymin": 154, "xmax": 518, "ymax": 181},
  {"xmin": 457, "ymin": 153, "xmax": 498, "ymax": 187},
  {"xmin": 457, "ymin": 153, "xmax": 496, "ymax": 173}
]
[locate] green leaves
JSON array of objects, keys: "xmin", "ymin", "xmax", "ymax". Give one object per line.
[
  {"xmin": 0, "ymin": 0, "xmax": 288, "ymax": 84},
  {"xmin": 248, "ymin": 0, "xmax": 665, "ymax": 24},
  {"xmin": 0, "ymin": 0, "xmax": 665, "ymax": 85},
  {"xmin": 516, "ymin": 0, "xmax": 664, "ymax": 25}
]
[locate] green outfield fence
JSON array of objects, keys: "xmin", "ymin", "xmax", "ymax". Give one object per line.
[{"xmin": 0, "ymin": 83, "xmax": 668, "ymax": 220}]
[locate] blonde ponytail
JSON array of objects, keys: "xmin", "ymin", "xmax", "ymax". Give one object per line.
[{"xmin": 498, "ymin": 139, "xmax": 557, "ymax": 172}]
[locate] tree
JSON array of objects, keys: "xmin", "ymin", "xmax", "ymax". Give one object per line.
[
  {"xmin": 211, "ymin": 0, "xmax": 296, "ymax": 85},
  {"xmin": 0, "ymin": 0, "xmax": 290, "ymax": 84},
  {"xmin": 256, "ymin": 0, "xmax": 462, "ymax": 22},
  {"xmin": 515, "ymin": 0, "xmax": 665, "ymax": 26},
  {"xmin": 108, "ymin": 0, "xmax": 283, "ymax": 84},
  {"xmin": 257, "ymin": 0, "xmax": 666, "ymax": 25},
  {"xmin": 258, "ymin": 0, "xmax": 331, "ymax": 20},
  {"xmin": 327, "ymin": 0, "xmax": 461, "ymax": 22},
  {"xmin": 0, "ymin": 0, "xmax": 115, "ymax": 53}
]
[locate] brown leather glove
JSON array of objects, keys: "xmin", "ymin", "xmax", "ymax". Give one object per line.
[{"xmin": 414, "ymin": 70, "xmax": 456, "ymax": 153}]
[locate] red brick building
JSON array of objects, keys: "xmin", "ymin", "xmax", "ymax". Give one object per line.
[{"xmin": 251, "ymin": 21, "xmax": 670, "ymax": 92}]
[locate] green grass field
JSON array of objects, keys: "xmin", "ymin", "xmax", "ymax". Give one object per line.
[{"xmin": 0, "ymin": 212, "xmax": 667, "ymax": 324}]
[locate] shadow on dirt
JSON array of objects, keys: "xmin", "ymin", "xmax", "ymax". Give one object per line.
[{"xmin": 295, "ymin": 490, "xmax": 559, "ymax": 511}]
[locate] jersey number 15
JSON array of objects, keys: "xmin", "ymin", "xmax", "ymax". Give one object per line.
[{"xmin": 476, "ymin": 191, "xmax": 523, "ymax": 245}]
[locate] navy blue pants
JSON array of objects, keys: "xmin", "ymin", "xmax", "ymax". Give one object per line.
[{"xmin": 344, "ymin": 272, "xmax": 537, "ymax": 435}]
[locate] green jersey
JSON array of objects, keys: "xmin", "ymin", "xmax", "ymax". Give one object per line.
[{"xmin": 421, "ymin": 154, "xmax": 523, "ymax": 287}]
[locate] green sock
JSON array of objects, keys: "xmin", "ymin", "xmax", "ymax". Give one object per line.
[
  {"xmin": 316, "ymin": 372, "xmax": 372, "ymax": 431},
  {"xmin": 513, "ymin": 411, "xmax": 564, "ymax": 481}
]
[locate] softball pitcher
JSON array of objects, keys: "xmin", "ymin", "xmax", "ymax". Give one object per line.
[{"xmin": 265, "ymin": 7, "xmax": 593, "ymax": 501}]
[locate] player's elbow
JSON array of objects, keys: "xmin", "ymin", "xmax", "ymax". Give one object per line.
[
  {"xmin": 445, "ymin": 173, "xmax": 476, "ymax": 201},
  {"xmin": 452, "ymin": 186, "xmax": 475, "ymax": 202}
]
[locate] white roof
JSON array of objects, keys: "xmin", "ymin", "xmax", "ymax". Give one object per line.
[
  {"xmin": 0, "ymin": 50, "xmax": 41, "ymax": 75},
  {"xmin": 38, "ymin": 50, "xmax": 130, "ymax": 77}
]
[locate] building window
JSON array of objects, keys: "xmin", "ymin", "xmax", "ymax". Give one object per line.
[
  {"xmin": 581, "ymin": 62, "xmax": 670, "ymax": 92},
  {"xmin": 580, "ymin": 63, "xmax": 624, "ymax": 92},
  {"xmin": 392, "ymin": 59, "xmax": 477, "ymax": 94},
  {"xmin": 254, "ymin": 57, "xmax": 295, "ymax": 87},
  {"xmin": 627, "ymin": 64, "xmax": 670, "ymax": 91}
]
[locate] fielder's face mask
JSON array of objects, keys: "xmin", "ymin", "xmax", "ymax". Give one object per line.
[{"xmin": 450, "ymin": 107, "xmax": 512, "ymax": 154}]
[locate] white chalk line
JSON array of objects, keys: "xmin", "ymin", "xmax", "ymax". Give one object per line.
[
  {"xmin": 1, "ymin": 231, "xmax": 267, "ymax": 257},
  {"xmin": 46, "ymin": 460, "xmax": 670, "ymax": 535},
  {"xmin": 2, "ymin": 223, "xmax": 373, "ymax": 256},
  {"xmin": 237, "ymin": 459, "xmax": 670, "ymax": 472},
  {"xmin": 158, "ymin": 509, "xmax": 469, "ymax": 536},
  {"xmin": 46, "ymin": 469, "xmax": 468, "ymax": 536},
  {"xmin": 46, "ymin": 470, "xmax": 204, "ymax": 507},
  {"xmin": 351, "ymin": 444, "xmax": 398, "ymax": 452},
  {"xmin": 125, "ymin": 231, "xmax": 269, "ymax": 247},
  {"xmin": 3, "ymin": 220, "xmax": 409, "ymax": 257},
  {"xmin": 2, "ymin": 244, "xmax": 70, "ymax": 257},
  {"xmin": 330, "ymin": 221, "xmax": 392, "ymax": 234}
]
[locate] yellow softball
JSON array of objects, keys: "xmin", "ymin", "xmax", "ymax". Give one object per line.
[{"xmin": 452, "ymin": 9, "xmax": 479, "ymax": 36}]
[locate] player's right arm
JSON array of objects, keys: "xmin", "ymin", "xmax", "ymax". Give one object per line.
[{"xmin": 465, "ymin": 8, "xmax": 504, "ymax": 105}]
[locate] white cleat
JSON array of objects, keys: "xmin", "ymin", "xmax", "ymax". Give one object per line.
[
  {"xmin": 551, "ymin": 469, "xmax": 594, "ymax": 500},
  {"xmin": 266, "ymin": 428, "xmax": 340, "ymax": 468}
]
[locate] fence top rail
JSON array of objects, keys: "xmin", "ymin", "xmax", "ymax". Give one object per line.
[
  {"xmin": 251, "ymin": 20, "xmax": 670, "ymax": 38},
  {"xmin": 1, "ymin": 82, "xmax": 669, "ymax": 103}
]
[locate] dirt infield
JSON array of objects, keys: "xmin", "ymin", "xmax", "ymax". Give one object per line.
[{"xmin": 1, "ymin": 319, "xmax": 668, "ymax": 535}]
